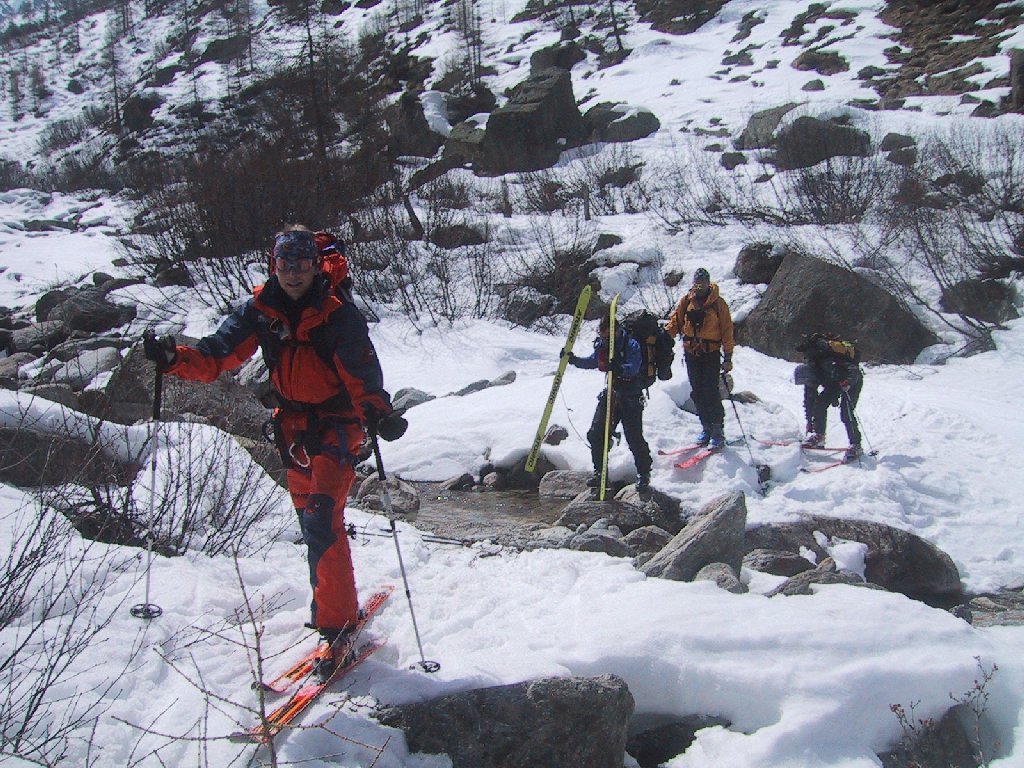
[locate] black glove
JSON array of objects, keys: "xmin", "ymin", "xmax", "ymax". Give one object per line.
[
  {"xmin": 608, "ymin": 358, "xmax": 622, "ymax": 375},
  {"xmin": 142, "ymin": 329, "xmax": 177, "ymax": 369},
  {"xmin": 721, "ymin": 354, "xmax": 733, "ymax": 373},
  {"xmin": 374, "ymin": 412, "xmax": 408, "ymax": 442}
]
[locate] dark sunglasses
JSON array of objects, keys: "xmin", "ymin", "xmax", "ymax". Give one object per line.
[{"xmin": 275, "ymin": 256, "xmax": 316, "ymax": 274}]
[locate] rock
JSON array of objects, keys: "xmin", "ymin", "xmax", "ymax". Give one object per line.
[
  {"xmin": 50, "ymin": 347, "xmax": 121, "ymax": 389},
  {"xmin": 99, "ymin": 342, "xmax": 271, "ymax": 442},
  {"xmin": 500, "ymin": 287, "xmax": 556, "ymax": 327},
  {"xmin": 384, "ymin": 89, "xmax": 445, "ymax": 158},
  {"xmin": 694, "ymin": 562, "xmax": 747, "ymax": 593},
  {"xmin": 622, "ymin": 525, "xmax": 673, "ymax": 555},
  {"xmin": 376, "ymin": 675, "xmax": 634, "ymax": 768},
  {"xmin": 746, "ymin": 516, "xmax": 962, "ymax": 600},
  {"xmin": 0, "ymin": 352, "xmax": 37, "ymax": 379},
  {"xmin": 734, "ymin": 103, "xmax": 798, "ymax": 150},
  {"xmin": 641, "ymin": 492, "xmax": 746, "ymax": 582},
  {"xmin": 20, "ymin": 383, "xmax": 78, "ymax": 409},
  {"xmin": 878, "ymin": 704, "xmax": 981, "ymax": 768},
  {"xmin": 738, "ymin": 249, "xmax": 938, "ymax": 364},
  {"xmin": 355, "ymin": 474, "xmax": 420, "ymax": 521},
  {"xmin": 0, "ymin": 425, "xmax": 137, "ymax": 487},
  {"xmin": 767, "ymin": 556, "xmax": 875, "ymax": 597},
  {"xmin": 10, "ymin": 321, "xmax": 69, "ymax": 354},
  {"xmin": 734, "ymin": 241, "xmax": 783, "ymax": 284},
  {"xmin": 477, "ymin": 69, "xmax": 586, "ymax": 174},
  {"xmin": 543, "ymin": 424, "xmax": 568, "ymax": 445},
  {"xmin": 42, "ymin": 287, "xmax": 137, "ymax": 333},
  {"xmin": 773, "ymin": 116, "xmax": 870, "ymax": 170},
  {"xmin": 940, "ymin": 279, "xmax": 1018, "ymax": 324},
  {"xmin": 614, "ymin": 484, "xmax": 684, "ymax": 534},
  {"xmin": 529, "ymin": 41, "xmax": 586, "ymax": 74},
  {"xmin": 439, "ymin": 473, "xmax": 475, "ymax": 491},
  {"xmin": 743, "ymin": 548, "xmax": 814, "ymax": 577},
  {"xmin": 627, "ymin": 714, "xmax": 732, "ymax": 768},
  {"xmin": 539, "ymin": 470, "xmax": 591, "ymax": 499},
  {"xmin": 570, "ymin": 524, "xmax": 632, "ymax": 557},
  {"xmin": 584, "ymin": 102, "xmax": 661, "ymax": 143}
]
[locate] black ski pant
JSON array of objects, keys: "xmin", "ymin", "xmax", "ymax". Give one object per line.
[
  {"xmin": 587, "ymin": 388, "xmax": 652, "ymax": 476},
  {"xmin": 804, "ymin": 379, "xmax": 863, "ymax": 446},
  {"xmin": 685, "ymin": 351, "xmax": 724, "ymax": 432}
]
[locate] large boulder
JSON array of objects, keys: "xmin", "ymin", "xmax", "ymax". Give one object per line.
[
  {"xmin": 39, "ymin": 286, "xmax": 137, "ymax": 334},
  {"xmin": 530, "ymin": 41, "xmax": 586, "ymax": 75},
  {"xmin": 773, "ymin": 116, "xmax": 871, "ymax": 170},
  {"xmin": 376, "ymin": 675, "xmax": 634, "ymax": 768},
  {"xmin": 584, "ymin": 102, "xmax": 661, "ymax": 143},
  {"xmin": 734, "ymin": 103, "xmax": 798, "ymax": 151},
  {"xmin": 0, "ymin": 425, "xmax": 137, "ymax": 487},
  {"xmin": 940, "ymin": 279, "xmax": 1018, "ymax": 324},
  {"xmin": 384, "ymin": 90, "xmax": 445, "ymax": 158},
  {"xmin": 738, "ymin": 250, "xmax": 938, "ymax": 363},
  {"xmin": 745, "ymin": 516, "xmax": 962, "ymax": 600},
  {"xmin": 476, "ymin": 69, "xmax": 586, "ymax": 174},
  {"xmin": 640, "ymin": 492, "xmax": 746, "ymax": 581}
]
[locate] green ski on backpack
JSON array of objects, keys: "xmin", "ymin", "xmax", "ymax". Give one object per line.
[
  {"xmin": 599, "ymin": 294, "xmax": 619, "ymax": 501},
  {"xmin": 526, "ymin": 285, "xmax": 592, "ymax": 473}
]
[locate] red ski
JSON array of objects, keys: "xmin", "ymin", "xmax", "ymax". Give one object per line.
[
  {"xmin": 657, "ymin": 443, "xmax": 704, "ymax": 457},
  {"xmin": 232, "ymin": 639, "xmax": 385, "ymax": 744},
  {"xmin": 674, "ymin": 447, "xmax": 721, "ymax": 470},
  {"xmin": 756, "ymin": 438, "xmax": 846, "ymax": 452},
  {"xmin": 257, "ymin": 586, "xmax": 392, "ymax": 695}
]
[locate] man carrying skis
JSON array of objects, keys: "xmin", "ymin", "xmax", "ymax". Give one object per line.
[
  {"xmin": 794, "ymin": 332, "xmax": 863, "ymax": 463},
  {"xmin": 143, "ymin": 225, "xmax": 407, "ymax": 679},
  {"xmin": 567, "ymin": 311, "xmax": 653, "ymax": 493},
  {"xmin": 665, "ymin": 267, "xmax": 735, "ymax": 449}
]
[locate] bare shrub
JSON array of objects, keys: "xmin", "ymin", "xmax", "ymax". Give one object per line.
[
  {"xmin": 879, "ymin": 125, "xmax": 1024, "ymax": 351},
  {"xmin": 505, "ymin": 216, "xmax": 597, "ymax": 322},
  {"xmin": 560, "ymin": 144, "xmax": 648, "ymax": 217},
  {"xmin": 36, "ymin": 116, "xmax": 91, "ymax": 154}
]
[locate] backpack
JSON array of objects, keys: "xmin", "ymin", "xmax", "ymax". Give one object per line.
[
  {"xmin": 269, "ymin": 230, "xmax": 353, "ymax": 300},
  {"xmin": 797, "ymin": 332, "xmax": 860, "ymax": 363},
  {"xmin": 622, "ymin": 310, "xmax": 675, "ymax": 387}
]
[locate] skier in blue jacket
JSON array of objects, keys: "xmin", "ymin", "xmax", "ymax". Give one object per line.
[{"xmin": 568, "ymin": 312, "xmax": 653, "ymax": 493}]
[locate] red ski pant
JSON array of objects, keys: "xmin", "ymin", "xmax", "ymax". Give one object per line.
[{"xmin": 282, "ymin": 415, "xmax": 363, "ymax": 633}]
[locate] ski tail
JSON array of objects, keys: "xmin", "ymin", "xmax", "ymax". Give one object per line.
[{"xmin": 526, "ymin": 286, "xmax": 592, "ymax": 473}]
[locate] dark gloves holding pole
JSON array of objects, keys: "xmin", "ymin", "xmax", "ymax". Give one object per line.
[
  {"xmin": 369, "ymin": 409, "xmax": 409, "ymax": 442},
  {"xmin": 721, "ymin": 353, "xmax": 733, "ymax": 373},
  {"xmin": 142, "ymin": 329, "xmax": 177, "ymax": 370}
]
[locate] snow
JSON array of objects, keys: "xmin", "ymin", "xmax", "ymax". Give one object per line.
[{"xmin": 2, "ymin": 0, "xmax": 1024, "ymax": 766}]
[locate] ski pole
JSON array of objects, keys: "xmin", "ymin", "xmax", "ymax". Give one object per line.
[
  {"xmin": 722, "ymin": 372, "xmax": 771, "ymax": 487},
  {"xmin": 132, "ymin": 344, "xmax": 164, "ymax": 620},
  {"xmin": 371, "ymin": 435, "xmax": 439, "ymax": 673},
  {"xmin": 842, "ymin": 390, "xmax": 876, "ymax": 456}
]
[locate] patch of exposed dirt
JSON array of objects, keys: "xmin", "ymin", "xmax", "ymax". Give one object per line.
[{"xmin": 876, "ymin": 0, "xmax": 1023, "ymax": 98}]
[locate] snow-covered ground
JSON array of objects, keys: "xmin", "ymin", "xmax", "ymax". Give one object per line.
[{"xmin": 3, "ymin": 0, "xmax": 1024, "ymax": 765}]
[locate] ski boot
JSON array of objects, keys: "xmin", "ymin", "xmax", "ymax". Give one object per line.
[
  {"xmin": 709, "ymin": 425, "xmax": 726, "ymax": 450},
  {"xmin": 695, "ymin": 428, "xmax": 710, "ymax": 446},
  {"xmin": 636, "ymin": 473, "xmax": 651, "ymax": 494},
  {"xmin": 802, "ymin": 433, "xmax": 825, "ymax": 448},
  {"xmin": 842, "ymin": 444, "xmax": 862, "ymax": 464}
]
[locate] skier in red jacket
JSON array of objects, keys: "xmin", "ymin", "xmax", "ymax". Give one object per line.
[{"xmin": 144, "ymin": 225, "xmax": 406, "ymax": 677}]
